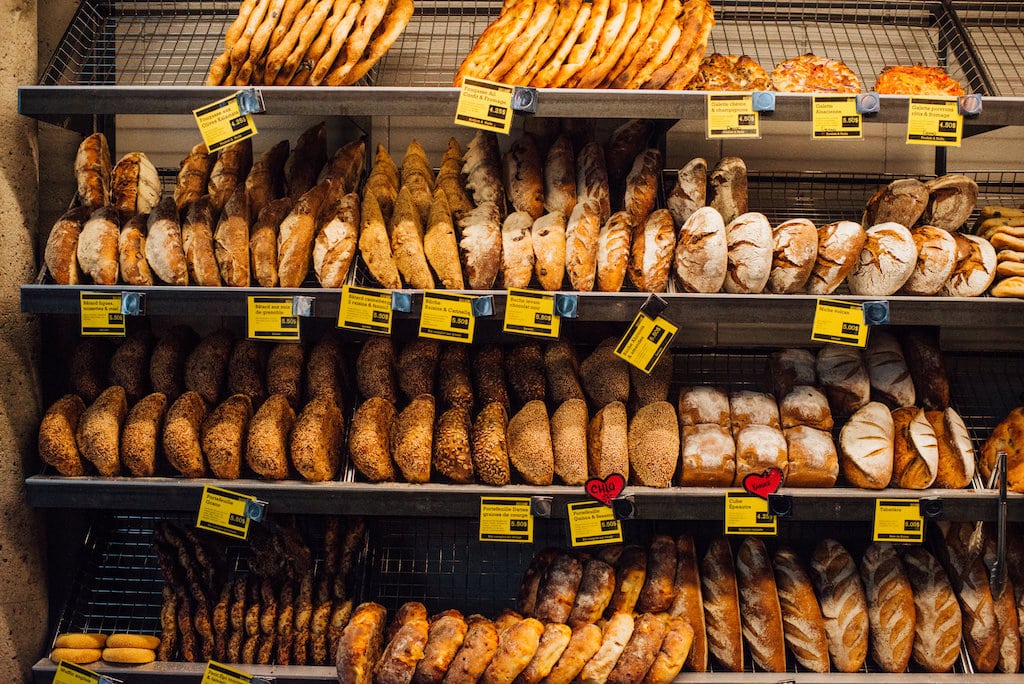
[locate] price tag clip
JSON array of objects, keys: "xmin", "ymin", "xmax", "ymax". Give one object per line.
[
  {"xmin": 767, "ymin": 493, "xmax": 793, "ymax": 518},
  {"xmin": 120, "ymin": 292, "xmax": 145, "ymax": 316},
  {"xmin": 530, "ymin": 496, "xmax": 553, "ymax": 518},
  {"xmin": 639, "ymin": 293, "xmax": 668, "ymax": 319},
  {"xmin": 554, "ymin": 293, "xmax": 578, "ymax": 319},
  {"xmin": 862, "ymin": 300, "xmax": 890, "ymax": 325},
  {"xmin": 856, "ymin": 92, "xmax": 880, "ymax": 114},
  {"xmin": 751, "ymin": 90, "xmax": 775, "ymax": 112},
  {"xmin": 959, "ymin": 93, "xmax": 983, "ymax": 116},
  {"xmin": 612, "ymin": 495, "xmax": 638, "ymax": 521},
  {"xmin": 919, "ymin": 497, "xmax": 943, "ymax": 519},
  {"xmin": 292, "ymin": 296, "xmax": 315, "ymax": 318},
  {"xmin": 511, "ymin": 87, "xmax": 538, "ymax": 114},
  {"xmin": 391, "ymin": 291, "xmax": 413, "ymax": 313},
  {"xmin": 472, "ymin": 295, "xmax": 494, "ymax": 317},
  {"xmin": 245, "ymin": 498, "xmax": 268, "ymax": 523},
  {"xmin": 236, "ymin": 87, "xmax": 266, "ymax": 115}
]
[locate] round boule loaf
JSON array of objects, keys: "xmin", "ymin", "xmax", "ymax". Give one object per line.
[
  {"xmin": 901, "ymin": 225, "xmax": 958, "ymax": 295},
  {"xmin": 767, "ymin": 218, "xmax": 818, "ymax": 293},
  {"xmin": 942, "ymin": 233, "xmax": 997, "ymax": 297},
  {"xmin": 839, "ymin": 401, "xmax": 894, "ymax": 489},
  {"xmin": 807, "ymin": 220, "xmax": 866, "ymax": 295},
  {"xmin": 863, "ymin": 178, "xmax": 929, "ymax": 228},
  {"xmin": 673, "ymin": 206, "xmax": 728, "ymax": 293},
  {"xmin": 926, "ymin": 408, "xmax": 975, "ymax": 489},
  {"xmin": 923, "ymin": 173, "xmax": 978, "ymax": 231},
  {"xmin": 723, "ymin": 212, "xmax": 773, "ymax": 294},
  {"xmin": 847, "ymin": 222, "xmax": 918, "ymax": 295},
  {"xmin": 891, "ymin": 406, "xmax": 939, "ymax": 489}
]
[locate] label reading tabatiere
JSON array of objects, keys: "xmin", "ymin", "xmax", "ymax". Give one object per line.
[
  {"xmin": 479, "ymin": 497, "xmax": 534, "ymax": 543},
  {"xmin": 906, "ymin": 97, "xmax": 962, "ymax": 146},
  {"xmin": 567, "ymin": 501, "xmax": 624, "ymax": 547},
  {"xmin": 53, "ymin": 661, "xmax": 104, "ymax": 684},
  {"xmin": 811, "ymin": 298, "xmax": 868, "ymax": 347},
  {"xmin": 707, "ymin": 94, "xmax": 760, "ymax": 139},
  {"xmin": 79, "ymin": 292, "xmax": 125, "ymax": 337},
  {"xmin": 338, "ymin": 285, "xmax": 392, "ymax": 335},
  {"xmin": 813, "ymin": 96, "xmax": 862, "ymax": 139},
  {"xmin": 615, "ymin": 311, "xmax": 677, "ymax": 374},
  {"xmin": 193, "ymin": 93, "xmax": 258, "ymax": 153},
  {"xmin": 418, "ymin": 291, "xmax": 476, "ymax": 343},
  {"xmin": 202, "ymin": 660, "xmax": 269, "ymax": 684},
  {"xmin": 873, "ymin": 499, "xmax": 925, "ymax": 543},
  {"xmin": 503, "ymin": 288, "xmax": 561, "ymax": 338},
  {"xmin": 247, "ymin": 296, "xmax": 300, "ymax": 342},
  {"xmin": 724, "ymin": 491, "xmax": 777, "ymax": 535},
  {"xmin": 455, "ymin": 77, "xmax": 515, "ymax": 135},
  {"xmin": 197, "ymin": 486, "xmax": 258, "ymax": 541}
]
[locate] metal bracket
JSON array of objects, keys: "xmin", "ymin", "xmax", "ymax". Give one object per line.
[
  {"xmin": 862, "ymin": 300, "xmax": 890, "ymax": 325},
  {"xmin": 236, "ymin": 87, "xmax": 266, "ymax": 115},
  {"xmin": 640, "ymin": 294, "xmax": 667, "ymax": 319},
  {"xmin": 612, "ymin": 495, "xmax": 637, "ymax": 520},
  {"xmin": 245, "ymin": 499, "xmax": 268, "ymax": 523},
  {"xmin": 292, "ymin": 296, "xmax": 315, "ymax": 317},
  {"xmin": 767, "ymin": 494, "xmax": 793, "ymax": 518},
  {"xmin": 511, "ymin": 87, "xmax": 538, "ymax": 114},
  {"xmin": 856, "ymin": 92, "xmax": 880, "ymax": 114},
  {"xmin": 530, "ymin": 496, "xmax": 553, "ymax": 518},
  {"xmin": 918, "ymin": 497, "xmax": 943, "ymax": 519},
  {"xmin": 472, "ymin": 295, "xmax": 494, "ymax": 317},
  {"xmin": 991, "ymin": 451, "xmax": 1008, "ymax": 594},
  {"xmin": 554, "ymin": 293, "xmax": 578, "ymax": 319},
  {"xmin": 120, "ymin": 291, "xmax": 145, "ymax": 316},
  {"xmin": 391, "ymin": 291, "xmax": 412, "ymax": 313},
  {"xmin": 959, "ymin": 93, "xmax": 983, "ymax": 117},
  {"xmin": 751, "ymin": 91, "xmax": 775, "ymax": 112}
]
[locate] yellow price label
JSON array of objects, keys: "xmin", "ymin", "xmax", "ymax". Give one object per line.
[
  {"xmin": 53, "ymin": 661, "xmax": 103, "ymax": 684},
  {"xmin": 479, "ymin": 497, "xmax": 533, "ymax": 543},
  {"xmin": 707, "ymin": 94, "xmax": 759, "ymax": 139},
  {"xmin": 202, "ymin": 661, "xmax": 262, "ymax": 684},
  {"xmin": 247, "ymin": 296, "xmax": 301, "ymax": 341},
  {"xmin": 724, "ymin": 492, "xmax": 777, "ymax": 535},
  {"xmin": 455, "ymin": 77, "xmax": 515, "ymax": 135},
  {"xmin": 338, "ymin": 286, "xmax": 392, "ymax": 335},
  {"xmin": 196, "ymin": 486, "xmax": 259, "ymax": 540},
  {"xmin": 906, "ymin": 97, "xmax": 962, "ymax": 147},
  {"xmin": 567, "ymin": 501, "xmax": 624, "ymax": 547},
  {"xmin": 873, "ymin": 499, "xmax": 925, "ymax": 543},
  {"xmin": 614, "ymin": 312, "xmax": 677, "ymax": 373},
  {"xmin": 811, "ymin": 298, "xmax": 868, "ymax": 347},
  {"xmin": 503, "ymin": 288, "xmax": 560, "ymax": 338},
  {"xmin": 419, "ymin": 291, "xmax": 476, "ymax": 343},
  {"xmin": 813, "ymin": 96, "xmax": 862, "ymax": 139},
  {"xmin": 79, "ymin": 292, "xmax": 125, "ymax": 337},
  {"xmin": 193, "ymin": 93, "xmax": 258, "ymax": 153}
]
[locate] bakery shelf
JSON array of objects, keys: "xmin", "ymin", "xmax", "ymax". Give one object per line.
[
  {"xmin": 19, "ymin": 0, "xmax": 1024, "ymax": 128},
  {"xmin": 951, "ymin": 1, "xmax": 1024, "ymax": 97}
]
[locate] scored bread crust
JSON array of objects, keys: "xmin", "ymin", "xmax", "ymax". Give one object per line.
[
  {"xmin": 674, "ymin": 206, "xmax": 728, "ymax": 293},
  {"xmin": 669, "ymin": 533, "xmax": 708, "ymax": 672},
  {"xmin": 700, "ymin": 537, "xmax": 743, "ymax": 672},
  {"xmin": 839, "ymin": 401, "xmax": 895, "ymax": 489},
  {"xmin": 860, "ymin": 543, "xmax": 916, "ymax": 673},
  {"xmin": 901, "ymin": 546, "xmax": 963, "ymax": 673},
  {"xmin": 735, "ymin": 537, "xmax": 786, "ymax": 673},
  {"xmin": 534, "ymin": 553, "xmax": 584, "ymax": 624},
  {"xmin": 809, "ymin": 538, "xmax": 869, "ymax": 673},
  {"xmin": 567, "ymin": 558, "xmax": 616, "ymax": 628},
  {"xmin": 773, "ymin": 546, "xmax": 830, "ymax": 673}
]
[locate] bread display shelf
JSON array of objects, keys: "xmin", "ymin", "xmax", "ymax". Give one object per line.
[
  {"xmin": 21, "ymin": 475, "xmax": 1023, "ymax": 521},
  {"xmin": 20, "ymin": 0, "xmax": 1024, "ymax": 129}
]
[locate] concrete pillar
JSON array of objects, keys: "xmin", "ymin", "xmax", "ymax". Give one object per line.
[{"xmin": 0, "ymin": 0, "xmax": 48, "ymax": 680}]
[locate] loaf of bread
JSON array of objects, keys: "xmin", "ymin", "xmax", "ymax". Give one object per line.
[
  {"xmin": 543, "ymin": 623, "xmax": 602, "ymax": 684},
  {"xmin": 809, "ymin": 538, "xmax": 869, "ymax": 673},
  {"xmin": 244, "ymin": 139, "xmax": 287, "ymax": 220},
  {"xmin": 729, "ymin": 390, "xmax": 781, "ymax": 433},
  {"xmin": 532, "ymin": 211, "xmax": 568, "ymax": 291},
  {"xmin": 390, "ymin": 185, "xmax": 435, "ymax": 290},
  {"xmin": 566, "ymin": 200, "xmax": 602, "ymax": 292},
  {"xmin": 515, "ymin": 621, "xmax": 571, "ymax": 684},
  {"xmin": 628, "ymin": 208, "xmax": 675, "ymax": 293},
  {"xmin": 283, "ymin": 123, "xmax": 326, "ymax": 201},
  {"xmin": 942, "ymin": 233, "xmax": 997, "ymax": 297},
  {"xmin": 773, "ymin": 546, "xmax": 829, "ymax": 672},
  {"xmin": 865, "ymin": 331, "xmax": 916, "ymax": 408},
  {"xmin": 443, "ymin": 615, "xmax": 499, "ymax": 684},
  {"xmin": 923, "ymin": 173, "xmax": 978, "ymax": 231},
  {"xmin": 982, "ymin": 538, "xmax": 1021, "ymax": 674},
  {"xmin": 673, "ymin": 206, "xmax": 727, "ymax": 293},
  {"xmin": 472, "ymin": 402, "xmax": 510, "ymax": 486},
  {"xmin": 78, "ymin": 207, "xmax": 120, "ymax": 285},
  {"xmin": 70, "ymin": 339, "xmax": 110, "ymax": 404},
  {"xmin": 359, "ymin": 190, "xmax": 402, "ymax": 289},
  {"xmin": 785, "ymin": 425, "xmax": 839, "ymax": 487},
  {"xmin": 413, "ymin": 609, "xmax": 467, "ymax": 683},
  {"xmin": 806, "ymin": 220, "xmax": 866, "ymax": 295},
  {"xmin": 348, "ymin": 397, "xmax": 396, "ymax": 482},
  {"xmin": 606, "ymin": 545, "xmax": 647, "ymax": 618},
  {"xmin": 769, "ymin": 348, "xmax": 817, "ymax": 400},
  {"xmin": 723, "ymin": 212, "xmax": 773, "ymax": 294},
  {"xmin": 628, "ymin": 402, "xmax": 679, "ymax": 487},
  {"xmin": 208, "ymin": 139, "xmax": 252, "ymax": 214},
  {"xmin": 847, "ymin": 222, "xmax": 917, "ymax": 296},
  {"xmin": 576, "ymin": 141, "xmax": 611, "ymax": 223},
  {"xmin": 433, "ymin": 406, "xmax": 474, "ymax": 484},
  {"xmin": 927, "ymin": 408, "xmax": 975, "ymax": 489},
  {"xmin": 901, "ymin": 329, "xmax": 950, "ymax": 410},
  {"xmin": 580, "ymin": 340, "xmax": 630, "ymax": 407},
  {"xmin": 463, "ymin": 131, "xmax": 505, "ymax": 209},
  {"xmin": 736, "ymin": 537, "xmax": 786, "ymax": 672},
  {"xmin": 397, "ymin": 339, "xmax": 439, "ymax": 401},
  {"xmin": 120, "ymin": 392, "xmax": 167, "ymax": 477},
  {"xmin": 117, "ymin": 213, "xmax": 155, "ymax": 287},
  {"xmin": 313, "ymin": 191, "xmax": 359, "ymax": 288},
  {"xmin": 900, "ymin": 225, "xmax": 958, "ymax": 295},
  {"xmin": 733, "ymin": 424, "xmax": 788, "ymax": 486},
  {"xmin": 45, "ymin": 207, "xmax": 89, "ymax": 285},
  {"xmin": 357, "ymin": 337, "xmax": 397, "ymax": 403},
  {"xmin": 624, "ymin": 148, "xmax": 662, "ymax": 227},
  {"xmin": 937, "ymin": 522, "xmax": 999, "ymax": 672},
  {"xmin": 700, "ymin": 536, "xmax": 741, "ymax": 671},
  {"xmin": 551, "ymin": 399, "xmax": 589, "ymax": 486},
  {"xmin": 246, "ymin": 394, "xmax": 294, "ymax": 480},
  {"xmin": 290, "ymin": 395, "xmax": 343, "ymax": 482},
  {"xmin": 278, "ymin": 180, "xmax": 330, "ymax": 288},
  {"xmin": 336, "ymin": 602, "xmax": 387, "ymax": 684},
  {"xmin": 669, "ymin": 534, "xmax": 707, "ymax": 672},
  {"xmin": 508, "ymin": 400, "xmax": 554, "ymax": 486},
  {"xmin": 375, "ymin": 616, "xmax": 429, "ymax": 684},
  {"xmin": 891, "ymin": 406, "xmax": 939, "ymax": 489},
  {"xmin": 779, "ymin": 386, "xmax": 833, "ymax": 431},
  {"xmin": 439, "ymin": 344, "xmax": 474, "ymax": 411},
  {"xmin": 860, "ymin": 543, "xmax": 915, "ymax": 673},
  {"xmin": 708, "ymin": 156, "xmax": 747, "ymax": 224},
  {"xmin": 183, "ymin": 329, "xmax": 232, "ymax": 405},
  {"xmin": 679, "ymin": 424, "xmax": 736, "ymax": 486},
  {"xmin": 75, "ymin": 132, "xmax": 111, "ymax": 210},
  {"xmin": 163, "ymin": 391, "xmax": 207, "ymax": 478},
  {"xmin": 458, "ymin": 201, "xmax": 503, "ymax": 290},
  {"xmin": 111, "ymin": 151, "xmax": 161, "ymax": 218},
  {"xmin": 630, "ymin": 352, "xmax": 671, "ymax": 409},
  {"xmin": 500, "ymin": 211, "xmax": 535, "ymax": 290},
  {"xmin": 534, "ymin": 553, "xmax": 584, "ymax": 625},
  {"xmin": 480, "ymin": 617, "xmax": 543, "ymax": 684},
  {"xmin": 201, "ymin": 394, "xmax": 252, "ymax": 480},
  {"xmin": 543, "ymin": 135, "xmax": 576, "ymax": 218},
  {"xmin": 503, "ymin": 134, "xmax": 544, "ymax": 220},
  {"xmin": 839, "ymin": 401, "xmax": 894, "ymax": 489},
  {"xmin": 816, "ymin": 344, "xmax": 870, "ymax": 416},
  {"xmin": 588, "ymin": 401, "xmax": 629, "ymax": 480},
  {"xmin": 979, "ymin": 407, "xmax": 1024, "ymax": 493},
  {"xmin": 606, "ymin": 612, "xmax": 666, "ymax": 684},
  {"xmin": 179, "ymin": 197, "xmax": 220, "ymax": 287},
  {"xmin": 267, "ymin": 342, "xmax": 305, "ymax": 408},
  {"xmin": 73, "ymin": 386, "xmax": 126, "ymax": 476},
  {"xmin": 901, "ymin": 546, "xmax": 962, "ymax": 673},
  {"xmin": 634, "ymin": 535, "xmax": 677, "ymax": 615},
  {"xmin": 150, "ymin": 326, "xmax": 197, "ymax": 401},
  {"xmin": 471, "ymin": 345, "xmax": 509, "ymax": 415},
  {"xmin": 226, "ymin": 339, "xmax": 266, "ymax": 404},
  {"xmin": 578, "ymin": 612, "xmax": 634, "ymax": 684},
  {"xmin": 505, "ymin": 342, "xmax": 545, "ymax": 405},
  {"xmin": 863, "ymin": 178, "xmax": 929, "ymax": 228},
  {"xmin": 596, "ymin": 211, "xmax": 632, "ymax": 292},
  {"xmin": 667, "ymin": 158, "xmax": 707, "ymax": 229},
  {"xmin": 678, "ymin": 386, "xmax": 730, "ymax": 427},
  {"xmin": 567, "ymin": 558, "xmax": 615, "ymax": 628},
  {"xmin": 544, "ymin": 342, "xmax": 584, "ymax": 404},
  {"xmin": 39, "ymin": 394, "xmax": 87, "ymax": 476}
]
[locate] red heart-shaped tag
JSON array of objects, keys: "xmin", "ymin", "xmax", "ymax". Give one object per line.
[
  {"xmin": 742, "ymin": 467, "xmax": 785, "ymax": 500},
  {"xmin": 585, "ymin": 473, "xmax": 626, "ymax": 506}
]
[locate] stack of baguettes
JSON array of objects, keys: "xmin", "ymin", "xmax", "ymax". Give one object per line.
[
  {"xmin": 205, "ymin": 0, "xmax": 415, "ymax": 86},
  {"xmin": 38, "ymin": 327, "xmax": 351, "ymax": 482},
  {"xmin": 46, "ymin": 123, "xmax": 365, "ymax": 290},
  {"xmin": 971, "ymin": 204, "xmax": 1024, "ymax": 298},
  {"xmin": 453, "ymin": 0, "xmax": 715, "ymax": 89}
]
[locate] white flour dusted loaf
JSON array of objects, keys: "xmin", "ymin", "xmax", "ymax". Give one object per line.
[
  {"xmin": 723, "ymin": 212, "xmax": 773, "ymax": 294},
  {"xmin": 700, "ymin": 537, "xmax": 743, "ymax": 672},
  {"xmin": 865, "ymin": 330, "xmax": 916, "ymax": 409},
  {"xmin": 809, "ymin": 538, "xmax": 869, "ymax": 673},
  {"xmin": 596, "ymin": 211, "xmax": 632, "ymax": 292},
  {"xmin": 674, "ymin": 206, "xmax": 728, "ymax": 293},
  {"xmin": 806, "ymin": 220, "xmax": 866, "ymax": 295},
  {"xmin": 565, "ymin": 200, "xmax": 602, "ymax": 291},
  {"xmin": 458, "ymin": 202, "xmax": 503, "ymax": 290},
  {"xmin": 839, "ymin": 401, "xmax": 894, "ymax": 489},
  {"xmin": 901, "ymin": 546, "xmax": 962, "ymax": 673},
  {"xmin": 772, "ymin": 546, "xmax": 829, "ymax": 673},
  {"xmin": 735, "ymin": 537, "xmax": 786, "ymax": 672},
  {"xmin": 532, "ymin": 211, "xmax": 567, "ymax": 291},
  {"xmin": 900, "ymin": 224, "xmax": 958, "ymax": 295},
  {"xmin": 628, "ymin": 208, "xmax": 675, "ymax": 293},
  {"xmin": 767, "ymin": 218, "xmax": 818, "ymax": 294},
  {"xmin": 847, "ymin": 222, "xmax": 918, "ymax": 296},
  {"xmin": 860, "ymin": 543, "xmax": 915, "ymax": 673},
  {"xmin": 667, "ymin": 157, "xmax": 707, "ymax": 227}
]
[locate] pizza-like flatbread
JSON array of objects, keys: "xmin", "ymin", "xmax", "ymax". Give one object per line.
[
  {"xmin": 874, "ymin": 64, "xmax": 965, "ymax": 96},
  {"xmin": 771, "ymin": 53, "xmax": 862, "ymax": 93}
]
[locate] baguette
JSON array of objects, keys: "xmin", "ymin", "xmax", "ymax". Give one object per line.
[
  {"xmin": 360, "ymin": 191, "xmax": 402, "ymax": 289},
  {"xmin": 773, "ymin": 546, "xmax": 829, "ymax": 673},
  {"xmin": 901, "ymin": 546, "xmax": 962, "ymax": 673},
  {"xmin": 278, "ymin": 180, "xmax": 331, "ymax": 288},
  {"xmin": 313, "ymin": 192, "xmax": 359, "ymax": 288},
  {"xmin": 669, "ymin": 533, "xmax": 707, "ymax": 672},
  {"xmin": 427, "ymin": 188, "xmax": 467, "ymax": 290},
  {"xmin": 735, "ymin": 537, "xmax": 786, "ymax": 672},
  {"xmin": 700, "ymin": 537, "xmax": 742, "ymax": 672},
  {"xmin": 245, "ymin": 139, "xmax": 288, "ymax": 221},
  {"xmin": 250, "ymin": 197, "xmax": 292, "ymax": 288},
  {"xmin": 181, "ymin": 197, "xmax": 221, "ymax": 287},
  {"xmin": 860, "ymin": 543, "xmax": 915, "ymax": 673},
  {"xmin": 809, "ymin": 538, "xmax": 869, "ymax": 673},
  {"xmin": 391, "ymin": 185, "xmax": 436, "ymax": 289},
  {"xmin": 214, "ymin": 186, "xmax": 250, "ymax": 287},
  {"xmin": 503, "ymin": 134, "xmax": 545, "ymax": 220}
]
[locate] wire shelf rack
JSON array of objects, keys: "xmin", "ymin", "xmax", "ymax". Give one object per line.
[{"xmin": 952, "ymin": 1, "xmax": 1024, "ymax": 96}]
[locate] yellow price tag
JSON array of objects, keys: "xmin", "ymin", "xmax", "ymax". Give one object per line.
[
  {"xmin": 906, "ymin": 97, "xmax": 962, "ymax": 147},
  {"xmin": 707, "ymin": 94, "xmax": 759, "ymax": 139},
  {"xmin": 196, "ymin": 485, "xmax": 259, "ymax": 540},
  {"xmin": 455, "ymin": 77, "xmax": 515, "ymax": 135},
  {"xmin": 193, "ymin": 93, "xmax": 258, "ymax": 153},
  {"xmin": 479, "ymin": 497, "xmax": 533, "ymax": 543},
  {"xmin": 873, "ymin": 499, "xmax": 925, "ymax": 543},
  {"xmin": 567, "ymin": 501, "xmax": 624, "ymax": 547},
  {"xmin": 247, "ymin": 296, "xmax": 301, "ymax": 341},
  {"xmin": 202, "ymin": 660, "xmax": 261, "ymax": 684},
  {"xmin": 503, "ymin": 288, "xmax": 560, "ymax": 338},
  {"xmin": 810, "ymin": 298, "xmax": 868, "ymax": 347},
  {"xmin": 724, "ymin": 492, "xmax": 777, "ymax": 535},
  {"xmin": 79, "ymin": 292, "xmax": 125, "ymax": 337},
  {"xmin": 53, "ymin": 661, "xmax": 103, "ymax": 684},
  {"xmin": 338, "ymin": 286, "xmax": 392, "ymax": 335},
  {"xmin": 419, "ymin": 291, "xmax": 476, "ymax": 343},
  {"xmin": 614, "ymin": 312, "xmax": 677, "ymax": 373},
  {"xmin": 813, "ymin": 96, "xmax": 862, "ymax": 139}
]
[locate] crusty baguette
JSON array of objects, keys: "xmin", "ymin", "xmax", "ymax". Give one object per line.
[
  {"xmin": 278, "ymin": 180, "xmax": 331, "ymax": 288},
  {"xmin": 147, "ymin": 197, "xmax": 189, "ymax": 285},
  {"xmin": 773, "ymin": 546, "xmax": 830, "ymax": 673},
  {"xmin": 313, "ymin": 191, "xmax": 359, "ymax": 288},
  {"xmin": 250, "ymin": 196, "xmax": 292, "ymax": 288},
  {"xmin": 426, "ymin": 187, "xmax": 466, "ymax": 289},
  {"xmin": 213, "ymin": 186, "xmax": 250, "ymax": 287},
  {"xmin": 175, "ymin": 142, "xmax": 213, "ymax": 212},
  {"xmin": 75, "ymin": 132, "xmax": 112, "ymax": 210},
  {"xmin": 181, "ymin": 196, "xmax": 221, "ymax": 287},
  {"xmin": 391, "ymin": 185, "xmax": 435, "ymax": 289},
  {"xmin": 118, "ymin": 214, "xmax": 154, "ymax": 287},
  {"xmin": 735, "ymin": 537, "xmax": 786, "ymax": 672},
  {"xmin": 359, "ymin": 190, "xmax": 402, "ymax": 289},
  {"xmin": 245, "ymin": 139, "xmax": 289, "ymax": 221}
]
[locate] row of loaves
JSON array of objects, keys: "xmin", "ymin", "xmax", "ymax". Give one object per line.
[{"xmin": 968, "ymin": 204, "xmax": 1024, "ymax": 298}]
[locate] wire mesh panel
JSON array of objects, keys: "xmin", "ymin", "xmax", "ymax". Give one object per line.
[{"xmin": 952, "ymin": 1, "xmax": 1024, "ymax": 96}]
